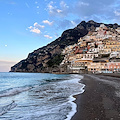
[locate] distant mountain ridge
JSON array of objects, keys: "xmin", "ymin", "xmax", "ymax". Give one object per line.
[{"xmin": 10, "ymin": 20, "xmax": 120, "ymax": 73}]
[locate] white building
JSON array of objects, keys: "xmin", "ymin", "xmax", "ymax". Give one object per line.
[
  {"xmin": 88, "ymin": 48, "xmax": 99, "ymax": 54},
  {"xmin": 110, "ymin": 52, "xmax": 119, "ymax": 58},
  {"xmin": 82, "ymin": 54, "xmax": 98, "ymax": 60}
]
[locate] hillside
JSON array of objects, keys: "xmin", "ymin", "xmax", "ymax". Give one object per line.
[{"xmin": 10, "ymin": 20, "xmax": 120, "ymax": 73}]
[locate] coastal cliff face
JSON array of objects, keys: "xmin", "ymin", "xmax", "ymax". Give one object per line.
[{"xmin": 10, "ymin": 20, "xmax": 120, "ymax": 73}]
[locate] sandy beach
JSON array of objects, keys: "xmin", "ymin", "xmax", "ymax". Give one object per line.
[{"xmin": 71, "ymin": 74, "xmax": 120, "ymax": 120}]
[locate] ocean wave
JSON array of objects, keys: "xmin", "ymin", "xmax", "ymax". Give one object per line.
[
  {"xmin": 0, "ymin": 74, "xmax": 85, "ymax": 120},
  {"xmin": 0, "ymin": 101, "xmax": 17, "ymax": 116},
  {"xmin": 27, "ymin": 74, "xmax": 85, "ymax": 120},
  {"xmin": 0, "ymin": 86, "xmax": 33, "ymax": 98}
]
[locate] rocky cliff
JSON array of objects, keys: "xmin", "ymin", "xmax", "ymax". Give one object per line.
[{"xmin": 10, "ymin": 20, "xmax": 120, "ymax": 73}]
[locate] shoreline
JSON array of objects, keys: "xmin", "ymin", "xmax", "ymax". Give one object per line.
[
  {"xmin": 65, "ymin": 75, "xmax": 85, "ymax": 120},
  {"xmin": 71, "ymin": 74, "xmax": 120, "ymax": 120}
]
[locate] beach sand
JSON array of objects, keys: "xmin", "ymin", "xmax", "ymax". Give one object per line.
[{"xmin": 71, "ymin": 74, "xmax": 120, "ymax": 120}]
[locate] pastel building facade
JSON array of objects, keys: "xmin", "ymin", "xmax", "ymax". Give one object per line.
[
  {"xmin": 105, "ymin": 45, "xmax": 120, "ymax": 52},
  {"xmin": 104, "ymin": 62, "xmax": 120, "ymax": 72},
  {"xmin": 87, "ymin": 62, "xmax": 120, "ymax": 73},
  {"xmin": 87, "ymin": 62, "xmax": 106, "ymax": 73}
]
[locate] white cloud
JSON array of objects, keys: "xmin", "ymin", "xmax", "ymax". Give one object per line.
[
  {"xmin": 47, "ymin": 1, "xmax": 54, "ymax": 14},
  {"xmin": 5, "ymin": 45, "xmax": 7, "ymax": 47},
  {"xmin": 28, "ymin": 26, "xmax": 41, "ymax": 34},
  {"xmin": 34, "ymin": 22, "xmax": 45, "ymax": 28},
  {"xmin": 114, "ymin": 10, "xmax": 120, "ymax": 16},
  {"xmin": 30, "ymin": 27, "xmax": 41, "ymax": 34},
  {"xmin": 44, "ymin": 35, "xmax": 52, "ymax": 39},
  {"xmin": 28, "ymin": 26, "xmax": 33, "ymax": 29},
  {"xmin": 47, "ymin": 1, "xmax": 69, "ymax": 16},
  {"xmin": 60, "ymin": 1, "xmax": 69, "ymax": 9},
  {"xmin": 57, "ymin": 9, "xmax": 62, "ymax": 13},
  {"xmin": 33, "ymin": 22, "xmax": 37, "ymax": 26},
  {"xmin": 43, "ymin": 20, "xmax": 53, "ymax": 25},
  {"xmin": 28, "ymin": 22, "xmax": 45, "ymax": 34}
]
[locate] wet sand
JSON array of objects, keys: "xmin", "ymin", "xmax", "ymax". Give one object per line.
[{"xmin": 71, "ymin": 74, "xmax": 120, "ymax": 120}]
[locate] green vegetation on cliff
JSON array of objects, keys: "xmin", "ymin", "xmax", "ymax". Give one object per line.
[{"xmin": 47, "ymin": 54, "xmax": 64, "ymax": 67}]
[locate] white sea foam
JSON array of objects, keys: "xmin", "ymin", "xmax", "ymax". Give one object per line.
[{"xmin": 65, "ymin": 75, "xmax": 85, "ymax": 120}]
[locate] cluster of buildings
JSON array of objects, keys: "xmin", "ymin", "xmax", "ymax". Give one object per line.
[{"xmin": 60, "ymin": 24, "xmax": 120, "ymax": 73}]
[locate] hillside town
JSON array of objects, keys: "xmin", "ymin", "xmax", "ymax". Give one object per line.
[{"xmin": 60, "ymin": 24, "xmax": 120, "ymax": 73}]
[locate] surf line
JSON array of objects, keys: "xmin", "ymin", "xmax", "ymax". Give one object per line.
[{"xmin": 65, "ymin": 75, "xmax": 85, "ymax": 120}]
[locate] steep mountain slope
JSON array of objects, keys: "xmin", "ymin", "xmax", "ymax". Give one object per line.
[{"xmin": 10, "ymin": 20, "xmax": 120, "ymax": 73}]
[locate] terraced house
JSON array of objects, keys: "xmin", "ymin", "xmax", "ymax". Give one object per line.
[{"xmin": 61, "ymin": 24, "xmax": 120, "ymax": 73}]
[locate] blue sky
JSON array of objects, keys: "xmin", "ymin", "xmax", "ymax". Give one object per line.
[{"xmin": 0, "ymin": 0, "xmax": 120, "ymax": 72}]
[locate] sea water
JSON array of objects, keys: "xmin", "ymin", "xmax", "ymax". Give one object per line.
[{"xmin": 0, "ymin": 72, "xmax": 85, "ymax": 120}]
